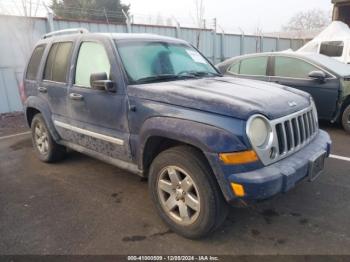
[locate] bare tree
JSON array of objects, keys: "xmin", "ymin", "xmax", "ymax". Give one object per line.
[
  {"xmin": 11, "ymin": 0, "xmax": 42, "ymax": 61},
  {"xmin": 194, "ymin": 0, "xmax": 205, "ymax": 48},
  {"xmin": 19, "ymin": 0, "xmax": 40, "ymax": 17},
  {"xmin": 156, "ymin": 12, "xmax": 164, "ymax": 26},
  {"xmin": 254, "ymin": 26, "xmax": 263, "ymax": 52},
  {"xmin": 283, "ymin": 9, "xmax": 331, "ymax": 32}
]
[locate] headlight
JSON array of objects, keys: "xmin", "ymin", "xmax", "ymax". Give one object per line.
[{"xmin": 247, "ymin": 115, "xmax": 272, "ymax": 148}]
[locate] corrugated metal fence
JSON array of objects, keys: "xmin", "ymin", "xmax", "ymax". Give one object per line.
[{"xmin": 0, "ymin": 14, "xmax": 305, "ymax": 113}]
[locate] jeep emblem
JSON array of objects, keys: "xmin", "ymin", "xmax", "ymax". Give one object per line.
[{"xmin": 288, "ymin": 101, "xmax": 297, "ymax": 107}]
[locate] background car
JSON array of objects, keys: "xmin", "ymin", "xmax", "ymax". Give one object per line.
[{"xmin": 216, "ymin": 52, "xmax": 350, "ymax": 132}]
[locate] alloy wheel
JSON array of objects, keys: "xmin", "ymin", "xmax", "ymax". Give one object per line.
[
  {"xmin": 34, "ymin": 122, "xmax": 49, "ymax": 155},
  {"xmin": 157, "ymin": 166, "xmax": 200, "ymax": 225}
]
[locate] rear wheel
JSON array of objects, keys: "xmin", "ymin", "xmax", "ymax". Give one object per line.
[
  {"xmin": 31, "ymin": 114, "xmax": 66, "ymax": 162},
  {"xmin": 341, "ymin": 105, "xmax": 350, "ymax": 133},
  {"xmin": 149, "ymin": 146, "xmax": 228, "ymax": 239}
]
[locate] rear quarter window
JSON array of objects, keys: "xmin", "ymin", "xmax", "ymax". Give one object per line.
[
  {"xmin": 43, "ymin": 42, "xmax": 73, "ymax": 83},
  {"xmin": 26, "ymin": 45, "xmax": 46, "ymax": 80}
]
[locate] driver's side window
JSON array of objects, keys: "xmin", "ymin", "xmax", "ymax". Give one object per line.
[
  {"xmin": 75, "ymin": 42, "xmax": 111, "ymax": 88},
  {"xmin": 274, "ymin": 57, "xmax": 319, "ymax": 79}
]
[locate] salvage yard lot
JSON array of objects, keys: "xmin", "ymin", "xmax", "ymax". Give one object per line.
[{"xmin": 0, "ymin": 117, "xmax": 349, "ymax": 255}]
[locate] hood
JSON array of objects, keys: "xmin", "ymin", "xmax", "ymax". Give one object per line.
[{"xmin": 127, "ymin": 77, "xmax": 311, "ymax": 120}]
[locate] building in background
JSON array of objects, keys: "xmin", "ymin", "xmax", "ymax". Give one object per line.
[{"xmin": 333, "ymin": 0, "xmax": 350, "ymax": 26}]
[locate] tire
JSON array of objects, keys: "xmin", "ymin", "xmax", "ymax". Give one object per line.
[
  {"xmin": 341, "ymin": 104, "xmax": 350, "ymax": 133},
  {"xmin": 31, "ymin": 113, "xmax": 66, "ymax": 162},
  {"xmin": 149, "ymin": 145, "xmax": 228, "ymax": 239}
]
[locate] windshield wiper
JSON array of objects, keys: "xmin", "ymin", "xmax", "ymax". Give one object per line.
[
  {"xmin": 135, "ymin": 71, "xmax": 222, "ymax": 84},
  {"xmin": 135, "ymin": 73, "xmax": 197, "ymax": 84},
  {"xmin": 178, "ymin": 71, "xmax": 222, "ymax": 77}
]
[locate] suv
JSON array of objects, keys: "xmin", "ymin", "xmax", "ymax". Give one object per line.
[{"xmin": 22, "ymin": 29, "xmax": 331, "ymax": 239}]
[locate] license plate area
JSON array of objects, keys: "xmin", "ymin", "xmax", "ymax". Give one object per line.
[{"xmin": 308, "ymin": 151, "xmax": 326, "ymax": 182}]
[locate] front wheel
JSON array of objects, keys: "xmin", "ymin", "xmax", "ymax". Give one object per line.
[
  {"xmin": 149, "ymin": 146, "xmax": 228, "ymax": 239},
  {"xmin": 342, "ymin": 105, "xmax": 350, "ymax": 133}
]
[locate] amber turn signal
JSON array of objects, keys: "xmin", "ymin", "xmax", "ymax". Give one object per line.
[
  {"xmin": 219, "ymin": 150, "xmax": 258, "ymax": 165},
  {"xmin": 231, "ymin": 183, "xmax": 245, "ymax": 197}
]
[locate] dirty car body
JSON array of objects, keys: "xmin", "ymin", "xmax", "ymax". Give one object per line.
[{"xmin": 22, "ymin": 30, "xmax": 331, "ymax": 238}]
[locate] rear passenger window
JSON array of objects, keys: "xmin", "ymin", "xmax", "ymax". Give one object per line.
[
  {"xmin": 239, "ymin": 57, "xmax": 268, "ymax": 76},
  {"xmin": 75, "ymin": 42, "xmax": 111, "ymax": 88},
  {"xmin": 26, "ymin": 45, "xmax": 46, "ymax": 80},
  {"xmin": 43, "ymin": 42, "xmax": 73, "ymax": 83}
]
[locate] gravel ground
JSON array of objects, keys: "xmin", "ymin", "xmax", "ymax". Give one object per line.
[{"xmin": 0, "ymin": 112, "xmax": 28, "ymax": 137}]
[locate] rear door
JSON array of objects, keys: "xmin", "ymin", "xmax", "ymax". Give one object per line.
[
  {"xmin": 39, "ymin": 41, "xmax": 73, "ymax": 123},
  {"xmin": 62, "ymin": 37, "xmax": 131, "ymax": 162},
  {"xmin": 270, "ymin": 56, "xmax": 340, "ymax": 120},
  {"xmin": 23, "ymin": 44, "xmax": 46, "ymax": 102},
  {"xmin": 225, "ymin": 55, "xmax": 271, "ymax": 82}
]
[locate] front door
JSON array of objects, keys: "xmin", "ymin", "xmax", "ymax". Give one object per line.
[
  {"xmin": 270, "ymin": 56, "xmax": 340, "ymax": 120},
  {"xmin": 60, "ymin": 38, "xmax": 131, "ymax": 162}
]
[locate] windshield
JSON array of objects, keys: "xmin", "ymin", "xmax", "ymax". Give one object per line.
[{"xmin": 115, "ymin": 40, "xmax": 219, "ymax": 84}]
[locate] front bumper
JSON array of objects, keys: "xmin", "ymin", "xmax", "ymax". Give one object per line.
[{"xmin": 223, "ymin": 130, "xmax": 331, "ymax": 201}]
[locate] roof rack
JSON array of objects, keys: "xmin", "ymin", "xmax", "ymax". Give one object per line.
[{"xmin": 42, "ymin": 28, "xmax": 89, "ymax": 39}]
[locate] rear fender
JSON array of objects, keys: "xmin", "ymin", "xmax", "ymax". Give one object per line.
[{"xmin": 24, "ymin": 96, "xmax": 60, "ymax": 142}]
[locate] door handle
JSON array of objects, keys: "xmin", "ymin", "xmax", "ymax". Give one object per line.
[
  {"xmin": 69, "ymin": 93, "xmax": 83, "ymax": 101},
  {"xmin": 37, "ymin": 86, "xmax": 47, "ymax": 93}
]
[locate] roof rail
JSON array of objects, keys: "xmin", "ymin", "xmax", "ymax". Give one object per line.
[{"xmin": 42, "ymin": 28, "xmax": 89, "ymax": 39}]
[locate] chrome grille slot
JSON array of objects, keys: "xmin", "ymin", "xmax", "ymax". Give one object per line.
[
  {"xmin": 273, "ymin": 107, "xmax": 318, "ymax": 158},
  {"xmin": 291, "ymin": 118, "xmax": 299, "ymax": 147}
]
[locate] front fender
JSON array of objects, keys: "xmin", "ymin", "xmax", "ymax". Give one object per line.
[
  {"xmin": 24, "ymin": 96, "xmax": 60, "ymax": 141},
  {"xmin": 138, "ymin": 116, "xmax": 247, "ymax": 167},
  {"xmin": 138, "ymin": 116, "xmax": 249, "ymax": 201}
]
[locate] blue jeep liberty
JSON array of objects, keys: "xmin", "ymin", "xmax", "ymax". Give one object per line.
[{"xmin": 22, "ymin": 29, "xmax": 331, "ymax": 238}]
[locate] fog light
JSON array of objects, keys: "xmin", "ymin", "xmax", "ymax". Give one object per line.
[{"xmin": 231, "ymin": 183, "xmax": 245, "ymax": 197}]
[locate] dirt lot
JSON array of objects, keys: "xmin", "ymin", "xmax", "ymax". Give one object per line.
[
  {"xmin": 0, "ymin": 112, "xmax": 28, "ymax": 137},
  {"xmin": 0, "ymin": 113, "xmax": 350, "ymax": 255}
]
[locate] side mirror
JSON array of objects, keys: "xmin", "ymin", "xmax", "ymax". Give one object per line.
[
  {"xmin": 308, "ymin": 70, "xmax": 327, "ymax": 83},
  {"xmin": 90, "ymin": 72, "xmax": 116, "ymax": 92}
]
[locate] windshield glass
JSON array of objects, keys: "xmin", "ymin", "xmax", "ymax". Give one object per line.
[{"xmin": 115, "ymin": 40, "xmax": 219, "ymax": 84}]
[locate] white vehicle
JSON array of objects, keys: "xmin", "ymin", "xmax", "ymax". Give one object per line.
[{"xmin": 298, "ymin": 21, "xmax": 350, "ymax": 64}]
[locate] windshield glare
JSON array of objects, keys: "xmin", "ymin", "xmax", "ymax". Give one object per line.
[{"xmin": 115, "ymin": 40, "xmax": 218, "ymax": 84}]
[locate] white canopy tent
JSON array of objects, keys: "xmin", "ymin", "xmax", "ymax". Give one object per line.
[{"xmin": 297, "ymin": 21, "xmax": 350, "ymax": 64}]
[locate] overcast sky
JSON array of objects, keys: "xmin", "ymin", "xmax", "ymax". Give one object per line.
[{"xmin": 123, "ymin": 0, "xmax": 333, "ymax": 33}]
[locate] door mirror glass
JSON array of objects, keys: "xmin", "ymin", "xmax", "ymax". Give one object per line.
[
  {"xmin": 90, "ymin": 72, "xmax": 116, "ymax": 92},
  {"xmin": 308, "ymin": 70, "xmax": 327, "ymax": 82}
]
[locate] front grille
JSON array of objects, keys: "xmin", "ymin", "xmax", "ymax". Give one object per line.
[{"xmin": 274, "ymin": 108, "xmax": 318, "ymax": 156}]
